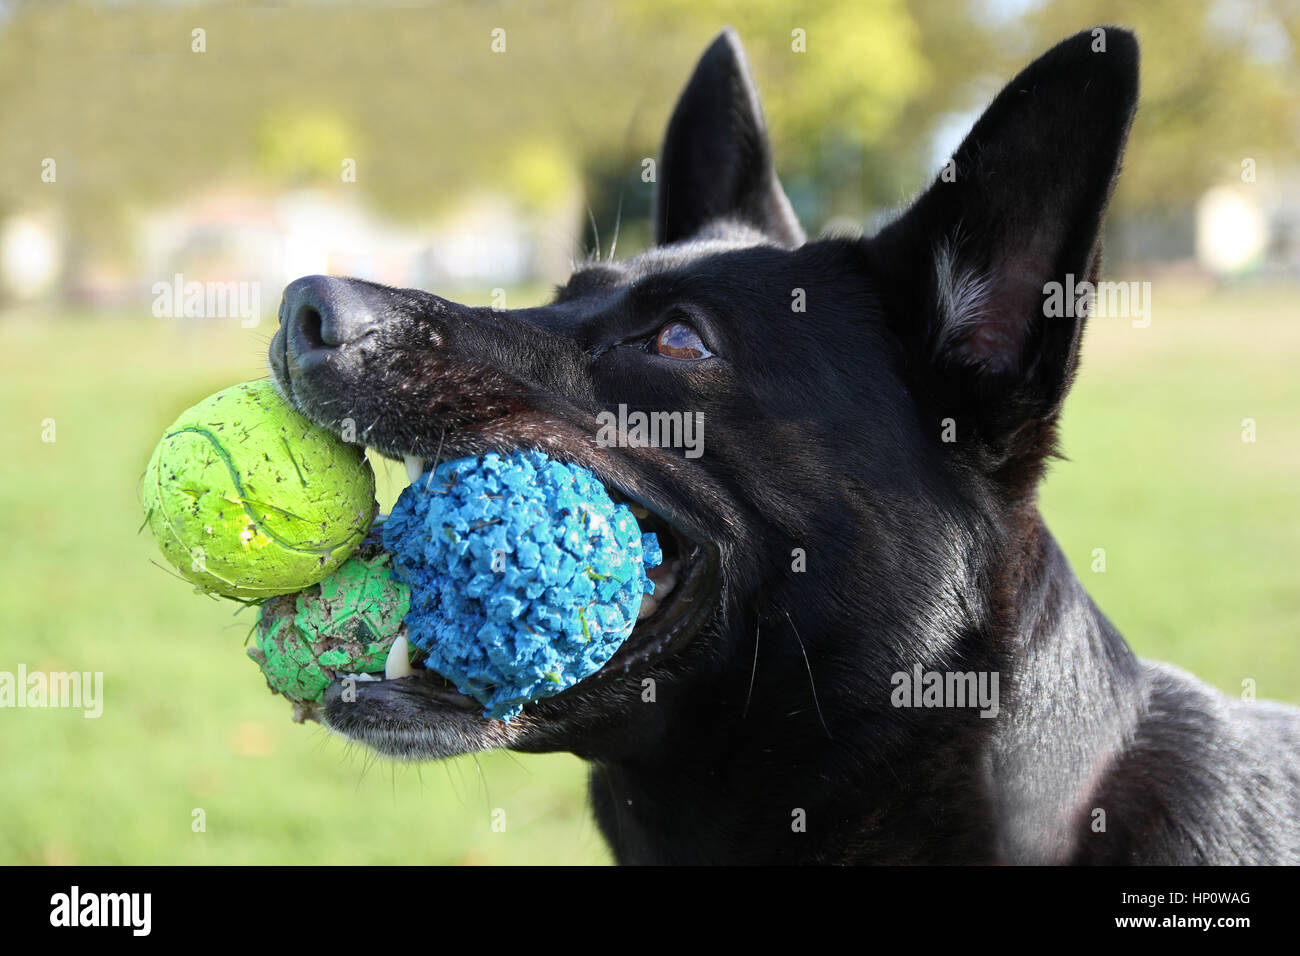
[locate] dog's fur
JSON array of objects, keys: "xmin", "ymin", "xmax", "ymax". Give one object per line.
[{"xmin": 269, "ymin": 27, "xmax": 1300, "ymax": 864}]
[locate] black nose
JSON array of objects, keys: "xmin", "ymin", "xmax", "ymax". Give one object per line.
[{"xmin": 280, "ymin": 275, "xmax": 380, "ymax": 356}]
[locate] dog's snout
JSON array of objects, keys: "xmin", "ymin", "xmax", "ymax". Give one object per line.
[{"xmin": 280, "ymin": 275, "xmax": 380, "ymax": 357}]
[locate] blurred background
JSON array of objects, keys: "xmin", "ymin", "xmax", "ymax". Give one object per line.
[{"xmin": 0, "ymin": 0, "xmax": 1296, "ymax": 864}]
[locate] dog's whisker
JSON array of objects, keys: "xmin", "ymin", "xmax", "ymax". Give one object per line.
[
  {"xmin": 784, "ymin": 610, "xmax": 831, "ymax": 740},
  {"xmin": 608, "ymin": 189, "xmax": 624, "ymax": 262},
  {"xmin": 742, "ymin": 615, "xmax": 760, "ymax": 719},
  {"xmin": 469, "ymin": 753, "xmax": 490, "ymax": 805},
  {"xmin": 586, "ymin": 201, "xmax": 601, "ymax": 263}
]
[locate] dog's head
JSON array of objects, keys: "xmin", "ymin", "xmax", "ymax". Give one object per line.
[{"xmin": 269, "ymin": 28, "xmax": 1137, "ymax": 763}]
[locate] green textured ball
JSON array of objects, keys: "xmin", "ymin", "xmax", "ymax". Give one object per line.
[
  {"xmin": 141, "ymin": 380, "xmax": 377, "ymax": 599},
  {"xmin": 248, "ymin": 550, "xmax": 413, "ymax": 710}
]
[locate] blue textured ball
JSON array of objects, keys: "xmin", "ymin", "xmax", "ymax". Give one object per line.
[{"xmin": 382, "ymin": 451, "xmax": 661, "ymax": 720}]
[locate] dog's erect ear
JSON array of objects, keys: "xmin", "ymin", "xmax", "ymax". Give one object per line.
[
  {"xmin": 655, "ymin": 29, "xmax": 805, "ymax": 248},
  {"xmin": 872, "ymin": 27, "xmax": 1138, "ymax": 461}
]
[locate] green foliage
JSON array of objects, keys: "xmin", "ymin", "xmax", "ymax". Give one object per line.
[
  {"xmin": 1018, "ymin": 0, "xmax": 1299, "ymax": 209},
  {"xmin": 622, "ymin": 0, "xmax": 928, "ymax": 165},
  {"xmin": 504, "ymin": 139, "xmax": 580, "ymax": 210},
  {"xmin": 257, "ymin": 111, "xmax": 356, "ymax": 187},
  {"xmin": 0, "ymin": 0, "xmax": 1292, "ymax": 238}
]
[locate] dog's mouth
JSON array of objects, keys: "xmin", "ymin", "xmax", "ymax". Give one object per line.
[
  {"xmin": 268, "ymin": 347, "xmax": 722, "ymax": 757},
  {"xmin": 330, "ymin": 449, "xmax": 719, "ymax": 712}
]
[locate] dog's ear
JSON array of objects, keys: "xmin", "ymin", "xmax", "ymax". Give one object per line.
[
  {"xmin": 871, "ymin": 27, "xmax": 1138, "ymax": 470},
  {"xmin": 655, "ymin": 28, "xmax": 805, "ymax": 248}
]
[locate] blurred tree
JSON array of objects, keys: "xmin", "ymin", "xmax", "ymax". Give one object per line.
[
  {"xmin": 505, "ymin": 139, "xmax": 580, "ymax": 212},
  {"xmin": 257, "ymin": 111, "xmax": 355, "ymax": 187},
  {"xmin": 620, "ymin": 0, "xmax": 927, "ymax": 159},
  {"xmin": 0, "ymin": 0, "xmax": 1292, "ymax": 269},
  {"xmin": 1017, "ymin": 0, "xmax": 1298, "ymax": 209}
]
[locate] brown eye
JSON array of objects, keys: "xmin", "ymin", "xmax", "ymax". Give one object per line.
[{"xmin": 654, "ymin": 321, "xmax": 712, "ymax": 359}]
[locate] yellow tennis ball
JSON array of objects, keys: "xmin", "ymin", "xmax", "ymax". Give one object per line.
[{"xmin": 141, "ymin": 380, "xmax": 376, "ymax": 599}]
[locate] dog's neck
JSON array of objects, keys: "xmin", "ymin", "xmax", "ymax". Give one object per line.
[
  {"xmin": 981, "ymin": 515, "xmax": 1146, "ymax": 862},
  {"xmin": 589, "ymin": 512, "xmax": 1146, "ymax": 864}
]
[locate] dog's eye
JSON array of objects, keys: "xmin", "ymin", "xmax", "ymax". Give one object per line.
[{"xmin": 654, "ymin": 321, "xmax": 712, "ymax": 359}]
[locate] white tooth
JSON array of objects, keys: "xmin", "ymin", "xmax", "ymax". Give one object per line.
[
  {"xmin": 385, "ymin": 635, "xmax": 413, "ymax": 679},
  {"xmin": 653, "ymin": 569, "xmax": 677, "ymax": 596},
  {"xmin": 638, "ymin": 595, "xmax": 659, "ymax": 621},
  {"xmin": 629, "ymin": 503, "xmax": 650, "ymax": 519},
  {"xmin": 403, "ymin": 455, "xmax": 425, "ymax": 483}
]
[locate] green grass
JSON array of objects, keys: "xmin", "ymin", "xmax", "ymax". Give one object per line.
[
  {"xmin": 0, "ymin": 282, "xmax": 1296, "ymax": 864},
  {"xmin": 1039, "ymin": 285, "xmax": 1300, "ymax": 702}
]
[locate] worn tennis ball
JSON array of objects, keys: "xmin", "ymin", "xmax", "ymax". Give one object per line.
[
  {"xmin": 141, "ymin": 380, "xmax": 377, "ymax": 599},
  {"xmin": 248, "ymin": 549, "xmax": 414, "ymax": 713}
]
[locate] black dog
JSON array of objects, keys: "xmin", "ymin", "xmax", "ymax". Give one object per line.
[{"xmin": 269, "ymin": 27, "xmax": 1300, "ymax": 864}]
